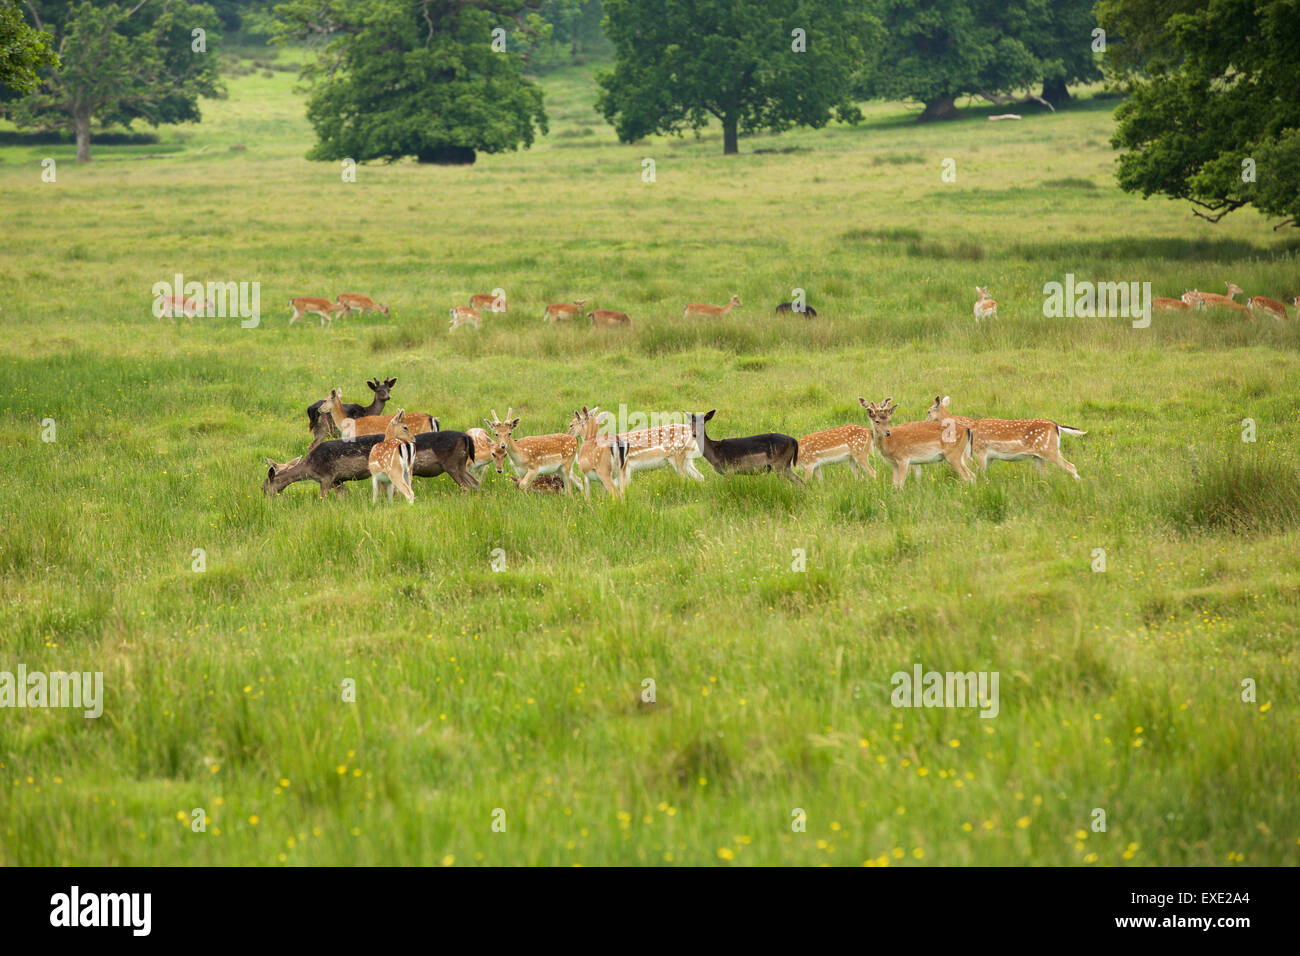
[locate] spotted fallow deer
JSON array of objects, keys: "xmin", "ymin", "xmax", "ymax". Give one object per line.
[
  {"xmin": 615, "ymin": 420, "xmax": 705, "ymax": 487},
  {"xmin": 486, "ymin": 408, "xmax": 579, "ymax": 493},
  {"xmin": 973, "ymin": 287, "xmax": 997, "ymax": 322},
  {"xmin": 1245, "ymin": 294, "xmax": 1290, "ymax": 321},
  {"xmin": 858, "ymin": 398, "xmax": 975, "ymax": 489},
  {"xmin": 796, "ymin": 424, "xmax": 876, "ymax": 482},
  {"xmin": 289, "ymin": 296, "xmax": 348, "ymax": 326},
  {"xmin": 368, "ymin": 410, "xmax": 417, "ymax": 504},
  {"xmin": 336, "ymin": 293, "xmax": 390, "ymax": 317},
  {"xmin": 543, "ymin": 300, "xmax": 586, "ymax": 323},
  {"xmin": 568, "ymin": 406, "xmax": 628, "ymax": 498},
  {"xmin": 465, "ymin": 427, "xmax": 507, "ymax": 480},
  {"xmin": 925, "ymin": 395, "xmax": 1084, "ymax": 479},
  {"xmin": 684, "ymin": 294, "xmax": 741, "ymax": 319},
  {"xmin": 322, "ymin": 388, "xmax": 436, "ymax": 439}
]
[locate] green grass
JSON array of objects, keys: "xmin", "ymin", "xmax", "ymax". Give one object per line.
[{"xmin": 1, "ymin": 53, "xmax": 1298, "ymax": 866}]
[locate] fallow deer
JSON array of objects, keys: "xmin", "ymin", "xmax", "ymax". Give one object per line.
[
  {"xmin": 1186, "ymin": 283, "xmax": 1248, "ymax": 313},
  {"xmin": 684, "ymin": 294, "xmax": 741, "ymax": 319},
  {"xmin": 796, "ymin": 425, "xmax": 876, "ymax": 482},
  {"xmin": 322, "ymin": 388, "xmax": 436, "ymax": 439},
  {"xmin": 336, "ymin": 293, "xmax": 390, "ymax": 317},
  {"xmin": 505, "ymin": 474, "xmax": 566, "ymax": 493},
  {"xmin": 368, "ymin": 410, "xmax": 417, "ymax": 504},
  {"xmin": 466, "ymin": 427, "xmax": 507, "ymax": 481},
  {"xmin": 775, "ymin": 301, "xmax": 818, "ymax": 318},
  {"xmin": 1151, "ymin": 297, "xmax": 1192, "ymax": 313},
  {"xmin": 157, "ymin": 295, "xmax": 215, "ymax": 321},
  {"xmin": 307, "ymin": 377, "xmax": 394, "ymax": 444},
  {"xmin": 449, "ymin": 305, "xmax": 481, "ymax": 331},
  {"xmin": 686, "ymin": 410, "xmax": 801, "ymax": 483},
  {"xmin": 858, "ymin": 398, "xmax": 976, "ymax": 489},
  {"xmin": 925, "ymin": 395, "xmax": 1084, "ymax": 479},
  {"xmin": 470, "ymin": 291, "xmax": 508, "ymax": 313},
  {"xmin": 568, "ymin": 406, "xmax": 628, "ymax": 498},
  {"xmin": 589, "ymin": 309, "xmax": 631, "ymax": 328},
  {"xmin": 1246, "ymin": 294, "xmax": 1290, "ymax": 321},
  {"xmin": 486, "ymin": 408, "xmax": 579, "ymax": 493},
  {"xmin": 543, "ymin": 300, "xmax": 586, "ymax": 323},
  {"xmin": 616, "ymin": 421, "xmax": 705, "ymax": 487},
  {"xmin": 973, "ymin": 287, "xmax": 997, "ymax": 322},
  {"xmin": 263, "ymin": 430, "xmax": 478, "ymax": 498},
  {"xmin": 289, "ymin": 296, "xmax": 348, "ymax": 326}
]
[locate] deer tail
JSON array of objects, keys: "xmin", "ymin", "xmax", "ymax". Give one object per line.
[{"xmin": 1057, "ymin": 424, "xmax": 1086, "ymax": 436}]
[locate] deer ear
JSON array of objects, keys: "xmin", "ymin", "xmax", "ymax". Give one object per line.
[
  {"xmin": 267, "ymin": 466, "xmax": 275, "ymax": 480},
  {"xmin": 704, "ymin": 409, "xmax": 716, "ymax": 422},
  {"xmin": 367, "ymin": 379, "xmax": 376, "ymax": 390}
]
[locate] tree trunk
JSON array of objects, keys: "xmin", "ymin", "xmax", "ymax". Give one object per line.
[
  {"xmin": 74, "ymin": 108, "xmax": 91, "ymax": 162},
  {"xmin": 919, "ymin": 95, "xmax": 960, "ymax": 122},
  {"xmin": 1041, "ymin": 77, "xmax": 1071, "ymax": 107},
  {"xmin": 722, "ymin": 116, "xmax": 738, "ymax": 155}
]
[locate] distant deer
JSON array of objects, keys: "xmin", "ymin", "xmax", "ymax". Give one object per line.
[
  {"xmin": 684, "ymin": 294, "xmax": 741, "ymax": 319},
  {"xmin": 157, "ymin": 295, "xmax": 215, "ymax": 321},
  {"xmin": 973, "ymin": 287, "xmax": 997, "ymax": 322},
  {"xmin": 1185, "ymin": 283, "xmax": 1248, "ymax": 313},
  {"xmin": 686, "ymin": 409, "xmax": 801, "ymax": 483},
  {"xmin": 290, "ymin": 296, "xmax": 348, "ymax": 326},
  {"xmin": 1151, "ymin": 297, "xmax": 1192, "ymax": 313},
  {"xmin": 368, "ymin": 410, "xmax": 417, "ymax": 504},
  {"xmin": 859, "ymin": 398, "xmax": 975, "ymax": 488},
  {"xmin": 486, "ymin": 408, "xmax": 579, "ymax": 493},
  {"xmin": 589, "ymin": 309, "xmax": 631, "ymax": 328},
  {"xmin": 775, "ymin": 301, "xmax": 818, "ymax": 318},
  {"xmin": 449, "ymin": 305, "xmax": 481, "ymax": 331},
  {"xmin": 925, "ymin": 395, "xmax": 1084, "ymax": 479},
  {"xmin": 470, "ymin": 291, "xmax": 509, "ymax": 313},
  {"xmin": 543, "ymin": 300, "xmax": 586, "ymax": 323},
  {"xmin": 1244, "ymin": 293, "xmax": 1290, "ymax": 321},
  {"xmin": 796, "ymin": 424, "xmax": 876, "ymax": 482},
  {"xmin": 336, "ymin": 293, "xmax": 390, "ymax": 317},
  {"xmin": 568, "ymin": 406, "xmax": 627, "ymax": 498}
]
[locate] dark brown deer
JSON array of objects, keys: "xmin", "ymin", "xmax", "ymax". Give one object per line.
[
  {"xmin": 306, "ymin": 377, "xmax": 395, "ymax": 447},
  {"xmin": 775, "ymin": 301, "xmax": 818, "ymax": 318},
  {"xmin": 686, "ymin": 410, "xmax": 802, "ymax": 483},
  {"xmin": 264, "ymin": 429, "xmax": 478, "ymax": 498}
]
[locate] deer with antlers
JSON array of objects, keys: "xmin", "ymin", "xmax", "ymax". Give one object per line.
[
  {"xmin": 485, "ymin": 408, "xmax": 579, "ymax": 493},
  {"xmin": 368, "ymin": 410, "xmax": 417, "ymax": 504},
  {"xmin": 859, "ymin": 398, "xmax": 976, "ymax": 488},
  {"xmin": 925, "ymin": 395, "xmax": 1084, "ymax": 479}
]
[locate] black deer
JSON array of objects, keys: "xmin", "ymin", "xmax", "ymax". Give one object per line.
[
  {"xmin": 774, "ymin": 301, "xmax": 818, "ymax": 318},
  {"xmin": 686, "ymin": 410, "xmax": 802, "ymax": 483},
  {"xmin": 264, "ymin": 428, "xmax": 478, "ymax": 497}
]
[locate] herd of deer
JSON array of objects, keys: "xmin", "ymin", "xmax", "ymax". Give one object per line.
[
  {"xmin": 262, "ymin": 379, "xmax": 1086, "ymax": 503},
  {"xmin": 1153, "ymin": 282, "xmax": 1296, "ymax": 320}
]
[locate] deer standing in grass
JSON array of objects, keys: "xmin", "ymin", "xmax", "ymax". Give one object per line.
[
  {"xmin": 290, "ymin": 296, "xmax": 349, "ymax": 326},
  {"xmin": 470, "ymin": 291, "xmax": 508, "ymax": 313},
  {"xmin": 686, "ymin": 410, "xmax": 801, "ymax": 483},
  {"xmin": 859, "ymin": 398, "xmax": 976, "ymax": 488},
  {"xmin": 925, "ymin": 395, "xmax": 1084, "ymax": 479},
  {"xmin": 465, "ymin": 427, "xmax": 507, "ymax": 481},
  {"xmin": 368, "ymin": 410, "xmax": 417, "ymax": 504},
  {"xmin": 796, "ymin": 424, "xmax": 876, "ymax": 482},
  {"xmin": 307, "ymin": 377, "xmax": 394, "ymax": 445},
  {"xmin": 322, "ymin": 388, "xmax": 436, "ymax": 439},
  {"xmin": 157, "ymin": 295, "xmax": 214, "ymax": 321},
  {"xmin": 449, "ymin": 305, "xmax": 481, "ymax": 331},
  {"xmin": 543, "ymin": 300, "xmax": 586, "ymax": 323},
  {"xmin": 589, "ymin": 309, "xmax": 631, "ymax": 328},
  {"xmin": 336, "ymin": 293, "xmax": 390, "ymax": 317},
  {"xmin": 568, "ymin": 406, "xmax": 628, "ymax": 498},
  {"xmin": 486, "ymin": 408, "xmax": 579, "ymax": 493},
  {"xmin": 973, "ymin": 287, "xmax": 997, "ymax": 322},
  {"xmin": 684, "ymin": 294, "xmax": 741, "ymax": 319},
  {"xmin": 1244, "ymin": 293, "xmax": 1290, "ymax": 321},
  {"xmin": 616, "ymin": 420, "xmax": 705, "ymax": 487},
  {"xmin": 1185, "ymin": 283, "xmax": 1248, "ymax": 313}
]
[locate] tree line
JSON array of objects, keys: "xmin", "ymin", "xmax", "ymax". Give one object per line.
[{"xmin": 1, "ymin": 0, "xmax": 1295, "ymax": 227}]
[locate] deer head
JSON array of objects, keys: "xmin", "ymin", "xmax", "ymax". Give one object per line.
[
  {"xmin": 859, "ymin": 397, "xmax": 897, "ymax": 438},
  {"xmin": 384, "ymin": 409, "xmax": 415, "ymax": 443}
]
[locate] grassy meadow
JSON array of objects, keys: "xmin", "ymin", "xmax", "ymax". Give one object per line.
[{"xmin": 1, "ymin": 50, "xmax": 1299, "ymax": 866}]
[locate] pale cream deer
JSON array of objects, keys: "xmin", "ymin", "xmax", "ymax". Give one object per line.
[
  {"xmin": 796, "ymin": 424, "xmax": 876, "ymax": 482},
  {"xmin": 368, "ymin": 410, "xmax": 417, "ymax": 504},
  {"xmin": 859, "ymin": 398, "xmax": 976, "ymax": 489},
  {"xmin": 925, "ymin": 395, "xmax": 1084, "ymax": 479},
  {"xmin": 485, "ymin": 408, "xmax": 579, "ymax": 493},
  {"xmin": 684, "ymin": 294, "xmax": 741, "ymax": 319}
]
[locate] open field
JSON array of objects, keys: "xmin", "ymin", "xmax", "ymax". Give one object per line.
[{"xmin": 1, "ymin": 54, "xmax": 1298, "ymax": 866}]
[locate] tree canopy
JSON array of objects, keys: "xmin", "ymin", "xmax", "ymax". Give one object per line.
[
  {"xmin": 0, "ymin": 0, "xmax": 58, "ymax": 93},
  {"xmin": 275, "ymin": 0, "xmax": 548, "ymax": 165},
  {"xmin": 596, "ymin": 0, "xmax": 880, "ymax": 154},
  {"xmin": 1099, "ymin": 0, "xmax": 1300, "ymax": 227}
]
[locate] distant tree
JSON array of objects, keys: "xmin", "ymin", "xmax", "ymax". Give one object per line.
[
  {"xmin": 0, "ymin": 0, "xmax": 58, "ymax": 93},
  {"xmin": 596, "ymin": 0, "xmax": 880, "ymax": 155},
  {"xmin": 274, "ymin": 0, "xmax": 548, "ymax": 165},
  {"xmin": 5, "ymin": 1, "xmax": 222, "ymax": 161},
  {"xmin": 1098, "ymin": 0, "xmax": 1300, "ymax": 227},
  {"xmin": 860, "ymin": 0, "xmax": 1043, "ymax": 120}
]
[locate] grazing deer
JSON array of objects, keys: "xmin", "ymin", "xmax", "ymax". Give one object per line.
[
  {"xmin": 775, "ymin": 301, "xmax": 818, "ymax": 318},
  {"xmin": 568, "ymin": 406, "xmax": 628, "ymax": 498},
  {"xmin": 543, "ymin": 300, "xmax": 586, "ymax": 323},
  {"xmin": 289, "ymin": 296, "xmax": 348, "ymax": 326},
  {"xmin": 925, "ymin": 395, "xmax": 1084, "ymax": 479},
  {"xmin": 1151, "ymin": 297, "xmax": 1192, "ymax": 313},
  {"xmin": 684, "ymin": 294, "xmax": 742, "ymax": 319},
  {"xmin": 1186, "ymin": 283, "xmax": 1249, "ymax": 313},
  {"xmin": 466, "ymin": 427, "xmax": 507, "ymax": 480},
  {"xmin": 858, "ymin": 398, "xmax": 976, "ymax": 488},
  {"xmin": 973, "ymin": 287, "xmax": 997, "ymax": 322},
  {"xmin": 264, "ymin": 430, "xmax": 478, "ymax": 498},
  {"xmin": 322, "ymin": 388, "xmax": 436, "ymax": 439},
  {"xmin": 1246, "ymin": 294, "xmax": 1290, "ymax": 321},
  {"xmin": 262, "ymin": 455, "xmax": 304, "ymax": 477},
  {"xmin": 307, "ymin": 377, "xmax": 394, "ymax": 444},
  {"xmin": 589, "ymin": 309, "xmax": 631, "ymax": 328},
  {"xmin": 336, "ymin": 293, "xmax": 390, "ymax": 317},
  {"xmin": 368, "ymin": 410, "xmax": 417, "ymax": 504},
  {"xmin": 796, "ymin": 425, "xmax": 876, "ymax": 482},
  {"xmin": 505, "ymin": 474, "xmax": 566, "ymax": 493},
  {"xmin": 470, "ymin": 291, "xmax": 509, "ymax": 313},
  {"xmin": 157, "ymin": 295, "xmax": 215, "ymax": 321},
  {"xmin": 616, "ymin": 421, "xmax": 705, "ymax": 487},
  {"xmin": 449, "ymin": 305, "xmax": 481, "ymax": 331},
  {"xmin": 686, "ymin": 410, "xmax": 802, "ymax": 483},
  {"xmin": 486, "ymin": 408, "xmax": 579, "ymax": 493}
]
